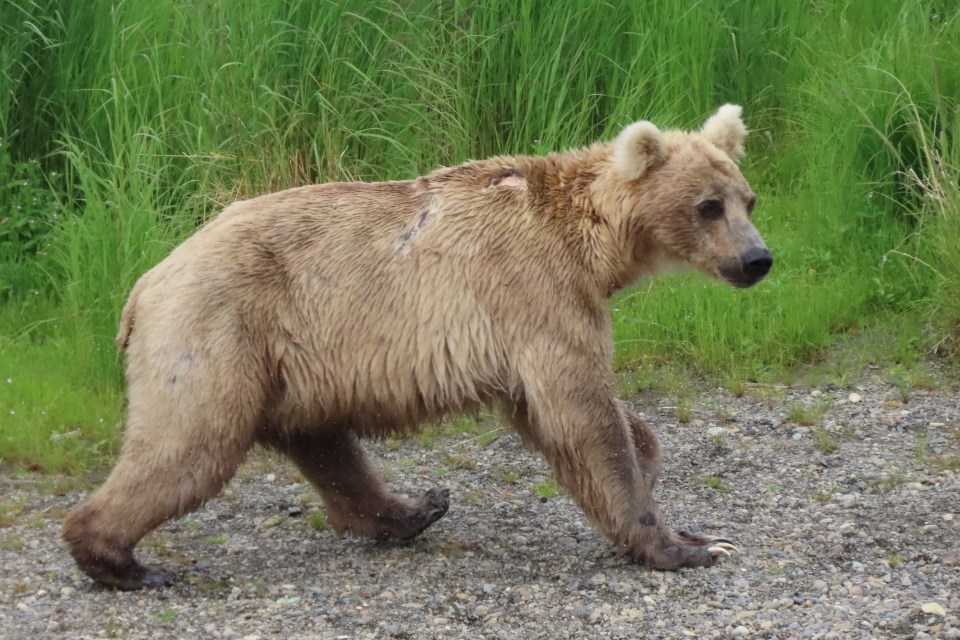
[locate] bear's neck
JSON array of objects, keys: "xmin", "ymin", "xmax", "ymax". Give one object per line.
[
  {"xmin": 585, "ymin": 156, "xmax": 672, "ymax": 297},
  {"xmin": 516, "ymin": 147, "xmax": 674, "ymax": 299}
]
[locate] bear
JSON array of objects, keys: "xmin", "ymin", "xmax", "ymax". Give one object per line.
[{"xmin": 63, "ymin": 104, "xmax": 771, "ymax": 590}]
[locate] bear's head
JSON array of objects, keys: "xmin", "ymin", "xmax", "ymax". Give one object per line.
[{"xmin": 609, "ymin": 104, "xmax": 772, "ymax": 289}]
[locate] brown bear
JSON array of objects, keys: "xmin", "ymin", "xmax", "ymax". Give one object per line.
[{"xmin": 63, "ymin": 104, "xmax": 771, "ymax": 590}]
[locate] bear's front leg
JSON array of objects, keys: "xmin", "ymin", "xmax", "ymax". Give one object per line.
[
  {"xmin": 516, "ymin": 345, "xmax": 736, "ymax": 570},
  {"xmin": 624, "ymin": 407, "xmax": 739, "ymax": 555}
]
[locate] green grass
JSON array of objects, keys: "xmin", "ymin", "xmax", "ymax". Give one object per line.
[
  {"xmin": 534, "ymin": 480, "xmax": 559, "ymax": 500},
  {"xmin": 702, "ymin": 476, "xmax": 733, "ymax": 493},
  {"xmin": 307, "ymin": 512, "xmax": 328, "ymax": 533},
  {"xmin": 0, "ymin": 333, "xmax": 123, "ymax": 472},
  {"xmin": 1, "ymin": 1, "xmax": 959, "ymax": 473},
  {"xmin": 787, "ymin": 401, "xmax": 829, "ymax": 427},
  {"xmin": 814, "ymin": 428, "xmax": 839, "ymax": 454}
]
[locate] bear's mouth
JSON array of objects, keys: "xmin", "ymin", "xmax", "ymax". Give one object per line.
[{"xmin": 725, "ymin": 275, "xmax": 766, "ymax": 289}]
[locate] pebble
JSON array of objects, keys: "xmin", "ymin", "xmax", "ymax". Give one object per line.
[{"xmin": 921, "ymin": 602, "xmax": 947, "ymax": 617}]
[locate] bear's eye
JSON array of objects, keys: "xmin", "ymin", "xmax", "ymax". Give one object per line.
[
  {"xmin": 697, "ymin": 199, "xmax": 725, "ymax": 220},
  {"xmin": 746, "ymin": 196, "xmax": 757, "ymax": 215}
]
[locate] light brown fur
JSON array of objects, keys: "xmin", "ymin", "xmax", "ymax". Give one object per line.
[{"xmin": 64, "ymin": 105, "xmax": 770, "ymax": 589}]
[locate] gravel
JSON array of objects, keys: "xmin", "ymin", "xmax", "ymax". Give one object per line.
[{"xmin": 1, "ymin": 369, "xmax": 959, "ymax": 639}]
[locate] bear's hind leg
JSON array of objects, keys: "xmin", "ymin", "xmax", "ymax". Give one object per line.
[
  {"xmin": 63, "ymin": 431, "xmax": 253, "ymax": 589},
  {"xmin": 266, "ymin": 430, "xmax": 449, "ymax": 540},
  {"xmin": 63, "ymin": 372, "xmax": 261, "ymax": 590}
]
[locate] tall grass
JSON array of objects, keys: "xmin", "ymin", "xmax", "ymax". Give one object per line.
[{"xmin": 1, "ymin": 0, "xmax": 957, "ymax": 472}]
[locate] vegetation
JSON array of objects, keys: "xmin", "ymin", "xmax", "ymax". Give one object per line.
[{"xmin": 1, "ymin": 1, "xmax": 958, "ymax": 473}]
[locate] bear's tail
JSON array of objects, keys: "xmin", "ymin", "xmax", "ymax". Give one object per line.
[{"xmin": 116, "ymin": 277, "xmax": 148, "ymax": 350}]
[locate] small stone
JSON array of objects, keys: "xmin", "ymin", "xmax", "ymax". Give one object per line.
[
  {"xmin": 60, "ymin": 587, "xmax": 75, "ymax": 598},
  {"xmin": 836, "ymin": 494, "xmax": 857, "ymax": 508},
  {"xmin": 760, "ymin": 621, "xmax": 773, "ymax": 630},
  {"xmin": 900, "ymin": 574, "xmax": 912, "ymax": 587},
  {"xmin": 265, "ymin": 474, "xmax": 276, "ymax": 482},
  {"xmin": 921, "ymin": 602, "xmax": 947, "ymax": 617},
  {"xmin": 732, "ymin": 626, "xmax": 750, "ymax": 637},
  {"xmin": 848, "ymin": 392, "xmax": 862, "ymax": 403},
  {"xmin": 707, "ymin": 426, "xmax": 727, "ymax": 437},
  {"xmin": 810, "ymin": 389, "xmax": 822, "ymax": 397}
]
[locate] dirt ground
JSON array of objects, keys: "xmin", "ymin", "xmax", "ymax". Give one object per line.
[{"xmin": 1, "ymin": 370, "xmax": 959, "ymax": 639}]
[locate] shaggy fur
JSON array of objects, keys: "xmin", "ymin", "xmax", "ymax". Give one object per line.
[{"xmin": 63, "ymin": 105, "xmax": 771, "ymax": 589}]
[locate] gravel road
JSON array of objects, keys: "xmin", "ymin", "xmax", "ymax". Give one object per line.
[{"xmin": 2, "ymin": 370, "xmax": 959, "ymax": 639}]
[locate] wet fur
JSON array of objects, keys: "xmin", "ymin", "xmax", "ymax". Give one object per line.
[{"xmin": 64, "ymin": 106, "xmax": 767, "ymax": 588}]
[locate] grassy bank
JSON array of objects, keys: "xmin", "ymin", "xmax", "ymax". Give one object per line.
[{"xmin": 1, "ymin": 0, "xmax": 958, "ymax": 473}]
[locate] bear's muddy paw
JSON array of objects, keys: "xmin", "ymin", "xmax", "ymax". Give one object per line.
[
  {"xmin": 639, "ymin": 534, "xmax": 739, "ymax": 571},
  {"xmin": 84, "ymin": 561, "xmax": 177, "ymax": 591},
  {"xmin": 138, "ymin": 565, "xmax": 178, "ymax": 589},
  {"xmin": 644, "ymin": 545, "xmax": 718, "ymax": 571},
  {"xmin": 402, "ymin": 487, "xmax": 450, "ymax": 539},
  {"xmin": 378, "ymin": 487, "xmax": 450, "ymax": 541}
]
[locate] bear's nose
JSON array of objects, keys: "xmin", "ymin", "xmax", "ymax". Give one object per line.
[{"xmin": 741, "ymin": 247, "xmax": 773, "ymax": 279}]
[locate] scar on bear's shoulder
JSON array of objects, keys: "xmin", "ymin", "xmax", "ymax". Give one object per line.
[{"xmin": 487, "ymin": 167, "xmax": 526, "ymax": 188}]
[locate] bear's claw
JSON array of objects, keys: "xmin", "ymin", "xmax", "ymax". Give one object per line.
[{"xmin": 677, "ymin": 529, "xmax": 738, "ymax": 550}]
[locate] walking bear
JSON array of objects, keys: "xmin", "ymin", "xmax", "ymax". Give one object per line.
[{"xmin": 64, "ymin": 105, "xmax": 771, "ymax": 589}]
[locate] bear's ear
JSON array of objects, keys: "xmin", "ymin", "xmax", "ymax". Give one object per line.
[
  {"xmin": 613, "ymin": 121, "xmax": 666, "ymax": 180},
  {"xmin": 702, "ymin": 104, "xmax": 747, "ymax": 161}
]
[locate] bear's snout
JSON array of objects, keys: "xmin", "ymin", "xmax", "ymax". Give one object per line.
[
  {"xmin": 718, "ymin": 246, "xmax": 773, "ymax": 288},
  {"xmin": 741, "ymin": 247, "xmax": 773, "ymax": 281}
]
